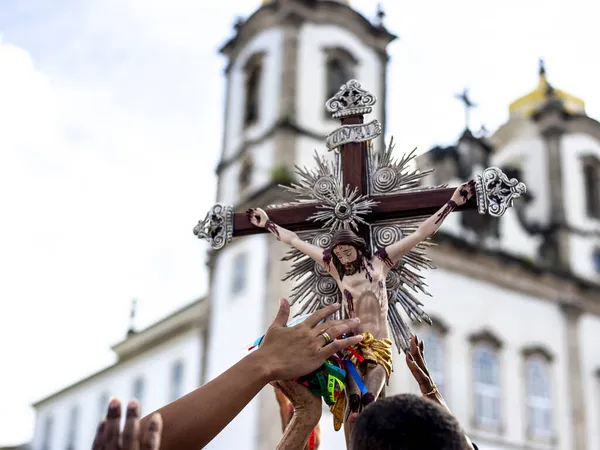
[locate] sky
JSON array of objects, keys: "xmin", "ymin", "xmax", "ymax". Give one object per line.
[{"xmin": 1, "ymin": 0, "xmax": 599, "ymax": 445}]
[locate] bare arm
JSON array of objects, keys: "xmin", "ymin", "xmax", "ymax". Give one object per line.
[
  {"xmin": 247, "ymin": 208, "xmax": 339, "ymax": 277},
  {"xmin": 274, "ymin": 380, "xmax": 322, "ymax": 450},
  {"xmin": 139, "ymin": 301, "xmax": 362, "ymax": 449},
  {"xmin": 379, "ymin": 181, "xmax": 475, "ymax": 268}
]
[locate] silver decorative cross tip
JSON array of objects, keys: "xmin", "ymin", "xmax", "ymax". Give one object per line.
[
  {"xmin": 325, "ymin": 79, "xmax": 377, "ymax": 119},
  {"xmin": 193, "ymin": 203, "xmax": 234, "ymax": 250},
  {"xmin": 474, "ymin": 167, "xmax": 527, "ymax": 217}
]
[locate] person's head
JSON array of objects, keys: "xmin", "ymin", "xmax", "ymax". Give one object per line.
[
  {"xmin": 328, "ymin": 229, "xmax": 368, "ymax": 276},
  {"xmin": 350, "ymin": 394, "xmax": 469, "ymax": 450}
]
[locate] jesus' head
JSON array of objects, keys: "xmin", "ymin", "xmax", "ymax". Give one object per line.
[{"xmin": 328, "ymin": 229, "xmax": 369, "ymax": 277}]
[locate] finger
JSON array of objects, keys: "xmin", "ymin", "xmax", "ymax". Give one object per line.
[
  {"xmin": 121, "ymin": 400, "xmax": 141, "ymax": 450},
  {"xmin": 320, "ymin": 334, "xmax": 363, "ymax": 358},
  {"xmin": 270, "ymin": 298, "xmax": 290, "ymax": 328},
  {"xmin": 319, "ymin": 318, "xmax": 360, "ymax": 340},
  {"xmin": 91, "ymin": 419, "xmax": 106, "ymax": 450},
  {"xmin": 141, "ymin": 413, "xmax": 162, "ymax": 450},
  {"xmin": 304, "ymin": 303, "xmax": 341, "ymax": 328},
  {"xmin": 103, "ymin": 398, "xmax": 121, "ymax": 450},
  {"xmin": 411, "ymin": 336, "xmax": 428, "ymax": 374},
  {"xmin": 405, "ymin": 352, "xmax": 430, "ymax": 386}
]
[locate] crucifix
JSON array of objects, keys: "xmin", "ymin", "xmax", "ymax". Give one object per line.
[
  {"xmin": 193, "ymin": 79, "xmax": 525, "ymax": 445},
  {"xmin": 455, "ymin": 88, "xmax": 477, "ymax": 129},
  {"xmin": 194, "ymin": 79, "xmax": 525, "ymax": 349}
]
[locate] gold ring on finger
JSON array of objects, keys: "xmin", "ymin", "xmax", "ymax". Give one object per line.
[{"xmin": 319, "ymin": 331, "xmax": 333, "ymax": 346}]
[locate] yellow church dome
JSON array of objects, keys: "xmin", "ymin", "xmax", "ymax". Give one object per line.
[{"xmin": 509, "ymin": 60, "xmax": 585, "ymax": 117}]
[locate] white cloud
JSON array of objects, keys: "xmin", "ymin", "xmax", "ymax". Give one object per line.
[{"xmin": 0, "ymin": 6, "xmax": 220, "ymax": 441}]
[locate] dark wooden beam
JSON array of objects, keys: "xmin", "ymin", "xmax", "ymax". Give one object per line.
[
  {"xmin": 368, "ymin": 189, "xmax": 477, "ymax": 222},
  {"xmin": 233, "ymin": 204, "xmax": 320, "ymax": 237},
  {"xmin": 339, "ymin": 115, "xmax": 371, "ymax": 244},
  {"xmin": 232, "ymin": 188, "xmax": 477, "ymax": 237}
]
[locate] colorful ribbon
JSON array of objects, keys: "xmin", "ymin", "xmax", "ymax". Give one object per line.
[{"xmin": 343, "ymin": 360, "xmax": 368, "ymax": 395}]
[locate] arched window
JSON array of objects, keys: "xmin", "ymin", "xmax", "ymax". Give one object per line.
[
  {"xmin": 41, "ymin": 415, "xmax": 53, "ymax": 450},
  {"xmin": 98, "ymin": 392, "xmax": 109, "ymax": 423},
  {"xmin": 324, "ymin": 47, "xmax": 357, "ymax": 104},
  {"xmin": 170, "ymin": 360, "xmax": 185, "ymax": 402},
  {"xmin": 472, "ymin": 339, "xmax": 501, "ymax": 428},
  {"xmin": 66, "ymin": 405, "xmax": 79, "ymax": 450},
  {"xmin": 244, "ymin": 53, "xmax": 264, "ymax": 127},
  {"xmin": 132, "ymin": 376, "xmax": 145, "ymax": 414},
  {"xmin": 421, "ymin": 327, "xmax": 446, "ymax": 396},
  {"xmin": 525, "ymin": 352, "xmax": 553, "ymax": 438}
]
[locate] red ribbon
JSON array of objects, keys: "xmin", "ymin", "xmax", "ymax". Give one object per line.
[{"xmin": 346, "ymin": 346, "xmax": 364, "ymax": 363}]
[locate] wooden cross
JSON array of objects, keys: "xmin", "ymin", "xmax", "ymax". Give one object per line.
[{"xmin": 194, "ymin": 80, "xmax": 525, "ymax": 251}]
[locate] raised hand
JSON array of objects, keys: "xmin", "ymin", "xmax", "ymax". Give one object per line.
[
  {"xmin": 256, "ymin": 299, "xmax": 362, "ymax": 381},
  {"xmin": 450, "ymin": 179, "xmax": 476, "ymax": 206},
  {"xmin": 405, "ymin": 335, "xmax": 448, "ymax": 411},
  {"xmin": 92, "ymin": 398, "xmax": 162, "ymax": 450},
  {"xmin": 405, "ymin": 335, "xmax": 477, "ymax": 450},
  {"xmin": 246, "ymin": 207, "xmax": 269, "ymax": 228}
]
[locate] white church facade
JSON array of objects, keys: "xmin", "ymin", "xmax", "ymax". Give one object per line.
[{"xmin": 30, "ymin": 1, "xmax": 600, "ymax": 450}]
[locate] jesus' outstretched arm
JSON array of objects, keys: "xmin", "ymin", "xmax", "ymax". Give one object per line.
[
  {"xmin": 378, "ymin": 180, "xmax": 476, "ymax": 269},
  {"xmin": 247, "ymin": 207, "xmax": 340, "ymax": 278}
]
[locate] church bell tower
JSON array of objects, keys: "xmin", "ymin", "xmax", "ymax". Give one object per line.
[{"xmin": 205, "ymin": 2, "xmax": 395, "ymax": 449}]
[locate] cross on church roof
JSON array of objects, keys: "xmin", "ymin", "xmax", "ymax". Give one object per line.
[
  {"xmin": 455, "ymin": 88, "xmax": 477, "ymax": 130},
  {"xmin": 127, "ymin": 298, "xmax": 137, "ymax": 336}
]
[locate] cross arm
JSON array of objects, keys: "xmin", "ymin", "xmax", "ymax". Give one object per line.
[
  {"xmin": 193, "ymin": 167, "xmax": 526, "ymax": 250},
  {"xmin": 368, "ymin": 166, "xmax": 527, "ymax": 223},
  {"xmin": 367, "ymin": 188, "xmax": 477, "ymax": 223},
  {"xmin": 233, "ymin": 204, "xmax": 320, "ymax": 236},
  {"xmin": 193, "ymin": 202, "xmax": 323, "ymax": 250}
]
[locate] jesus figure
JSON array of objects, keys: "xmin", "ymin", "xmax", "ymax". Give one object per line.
[{"xmin": 247, "ymin": 179, "xmax": 475, "ymax": 443}]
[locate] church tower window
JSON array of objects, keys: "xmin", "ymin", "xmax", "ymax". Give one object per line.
[
  {"xmin": 592, "ymin": 248, "xmax": 600, "ymax": 273},
  {"xmin": 244, "ymin": 53, "xmax": 264, "ymax": 127},
  {"xmin": 324, "ymin": 47, "xmax": 357, "ymax": 106},
  {"xmin": 582, "ymin": 155, "xmax": 600, "ymax": 219},
  {"xmin": 238, "ymin": 156, "xmax": 254, "ymax": 192}
]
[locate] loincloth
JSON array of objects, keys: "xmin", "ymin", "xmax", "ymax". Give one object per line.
[{"xmin": 345, "ymin": 332, "xmax": 393, "ymax": 380}]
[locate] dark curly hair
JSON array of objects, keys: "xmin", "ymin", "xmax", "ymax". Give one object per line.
[{"xmin": 350, "ymin": 394, "xmax": 470, "ymax": 450}]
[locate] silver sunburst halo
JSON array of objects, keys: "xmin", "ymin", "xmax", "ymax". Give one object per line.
[{"xmin": 282, "ymin": 151, "xmax": 378, "ymax": 232}]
